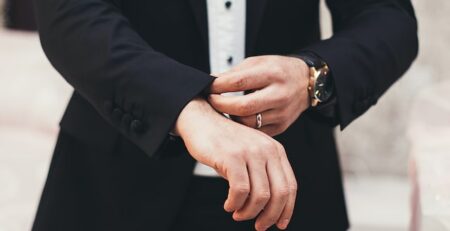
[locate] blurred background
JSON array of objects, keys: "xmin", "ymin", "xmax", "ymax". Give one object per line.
[{"xmin": 0, "ymin": 0, "xmax": 449, "ymax": 230}]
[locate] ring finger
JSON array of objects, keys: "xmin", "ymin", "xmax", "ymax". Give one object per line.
[{"xmin": 233, "ymin": 109, "xmax": 281, "ymax": 129}]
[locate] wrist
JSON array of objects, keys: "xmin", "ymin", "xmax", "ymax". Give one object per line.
[
  {"xmin": 294, "ymin": 57, "xmax": 312, "ymax": 109},
  {"xmin": 291, "ymin": 52, "xmax": 334, "ymax": 107},
  {"xmin": 174, "ymin": 98, "xmax": 218, "ymax": 138},
  {"xmin": 286, "ymin": 56, "xmax": 312, "ymax": 109}
]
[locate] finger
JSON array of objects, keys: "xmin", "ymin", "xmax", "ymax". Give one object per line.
[
  {"xmin": 224, "ymin": 160, "xmax": 251, "ymax": 213},
  {"xmin": 276, "ymin": 187, "xmax": 296, "ymax": 230},
  {"xmin": 208, "ymin": 90, "xmax": 277, "ymax": 116},
  {"xmin": 255, "ymin": 157, "xmax": 289, "ymax": 231},
  {"xmin": 276, "ymin": 145, "xmax": 298, "ymax": 230},
  {"xmin": 234, "ymin": 109, "xmax": 281, "ymax": 128},
  {"xmin": 233, "ymin": 159, "xmax": 270, "ymax": 221},
  {"xmin": 210, "ymin": 68, "xmax": 272, "ymax": 94}
]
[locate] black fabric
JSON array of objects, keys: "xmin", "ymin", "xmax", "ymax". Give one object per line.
[
  {"xmin": 33, "ymin": 130, "xmax": 197, "ymax": 231},
  {"xmin": 170, "ymin": 176, "xmax": 349, "ymax": 231},
  {"xmin": 4, "ymin": 0, "xmax": 37, "ymax": 30},
  {"xmin": 32, "ymin": 0, "xmax": 418, "ymax": 230},
  {"xmin": 169, "ymin": 177, "xmax": 256, "ymax": 231}
]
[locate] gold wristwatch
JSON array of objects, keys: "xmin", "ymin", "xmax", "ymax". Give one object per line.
[{"xmin": 296, "ymin": 53, "xmax": 334, "ymax": 107}]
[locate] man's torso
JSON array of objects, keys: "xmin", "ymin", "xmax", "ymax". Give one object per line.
[{"xmin": 33, "ymin": 1, "xmax": 349, "ymax": 230}]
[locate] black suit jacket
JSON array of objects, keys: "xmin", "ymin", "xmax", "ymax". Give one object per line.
[{"xmin": 32, "ymin": 0, "xmax": 418, "ymax": 230}]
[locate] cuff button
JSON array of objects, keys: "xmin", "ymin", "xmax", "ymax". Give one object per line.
[{"xmin": 130, "ymin": 119, "xmax": 145, "ymax": 134}]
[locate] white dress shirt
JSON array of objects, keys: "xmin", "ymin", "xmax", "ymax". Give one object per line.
[{"xmin": 193, "ymin": 0, "xmax": 246, "ymax": 177}]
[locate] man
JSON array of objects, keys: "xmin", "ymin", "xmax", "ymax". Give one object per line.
[{"xmin": 32, "ymin": 0, "xmax": 418, "ymax": 230}]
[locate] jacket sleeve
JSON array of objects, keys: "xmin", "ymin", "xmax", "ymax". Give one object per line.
[
  {"xmin": 302, "ymin": 0, "xmax": 419, "ymax": 129},
  {"xmin": 34, "ymin": 0, "xmax": 215, "ymax": 158}
]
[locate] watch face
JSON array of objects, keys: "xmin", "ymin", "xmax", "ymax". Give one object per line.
[{"xmin": 314, "ymin": 73, "xmax": 333, "ymax": 102}]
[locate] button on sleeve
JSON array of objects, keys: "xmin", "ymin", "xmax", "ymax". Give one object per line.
[{"xmin": 130, "ymin": 119, "xmax": 146, "ymax": 134}]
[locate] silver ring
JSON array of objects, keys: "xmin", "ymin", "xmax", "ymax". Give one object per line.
[{"xmin": 256, "ymin": 113, "xmax": 263, "ymax": 129}]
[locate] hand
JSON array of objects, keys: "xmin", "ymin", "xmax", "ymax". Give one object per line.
[
  {"xmin": 208, "ymin": 55, "xmax": 310, "ymax": 136},
  {"xmin": 174, "ymin": 98, "xmax": 298, "ymax": 231}
]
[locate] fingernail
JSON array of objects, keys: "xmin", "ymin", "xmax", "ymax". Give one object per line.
[{"xmin": 279, "ymin": 219, "xmax": 290, "ymax": 229}]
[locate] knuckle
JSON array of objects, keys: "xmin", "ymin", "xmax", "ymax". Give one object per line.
[
  {"xmin": 290, "ymin": 181, "xmax": 298, "ymax": 192},
  {"xmin": 261, "ymin": 141, "xmax": 277, "ymax": 154},
  {"xmin": 228, "ymin": 150, "xmax": 244, "ymax": 159},
  {"xmin": 212, "ymin": 159, "xmax": 224, "ymax": 172},
  {"xmin": 238, "ymin": 101, "xmax": 254, "ymax": 115},
  {"xmin": 290, "ymin": 184, "xmax": 298, "ymax": 193},
  {"xmin": 233, "ymin": 77, "xmax": 247, "ymax": 89},
  {"xmin": 275, "ymin": 186, "xmax": 290, "ymax": 198},
  {"xmin": 233, "ymin": 184, "xmax": 250, "ymax": 195},
  {"xmin": 267, "ymin": 145, "xmax": 282, "ymax": 159},
  {"xmin": 272, "ymin": 140, "xmax": 285, "ymax": 156},
  {"xmin": 271, "ymin": 65, "xmax": 284, "ymax": 78},
  {"xmin": 273, "ymin": 95, "xmax": 285, "ymax": 105},
  {"xmin": 280, "ymin": 93, "xmax": 291, "ymax": 104},
  {"xmin": 276, "ymin": 142, "xmax": 286, "ymax": 153},
  {"xmin": 242, "ymin": 147, "xmax": 255, "ymax": 157},
  {"xmin": 247, "ymin": 146, "xmax": 264, "ymax": 158},
  {"xmin": 255, "ymin": 191, "xmax": 271, "ymax": 203},
  {"xmin": 277, "ymin": 113, "xmax": 288, "ymax": 124},
  {"xmin": 281, "ymin": 108, "xmax": 292, "ymax": 120}
]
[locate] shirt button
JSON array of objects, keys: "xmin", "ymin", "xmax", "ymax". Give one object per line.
[
  {"xmin": 225, "ymin": 1, "xmax": 232, "ymax": 9},
  {"xmin": 227, "ymin": 56, "xmax": 233, "ymax": 65}
]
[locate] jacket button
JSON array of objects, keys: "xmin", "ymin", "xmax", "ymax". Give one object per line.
[
  {"xmin": 130, "ymin": 119, "xmax": 145, "ymax": 134},
  {"xmin": 112, "ymin": 108, "xmax": 123, "ymax": 121}
]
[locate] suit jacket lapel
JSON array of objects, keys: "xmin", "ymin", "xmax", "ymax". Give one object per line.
[
  {"xmin": 187, "ymin": 0, "xmax": 209, "ymax": 53},
  {"xmin": 246, "ymin": 0, "xmax": 268, "ymax": 56},
  {"xmin": 187, "ymin": 0, "xmax": 268, "ymax": 57}
]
